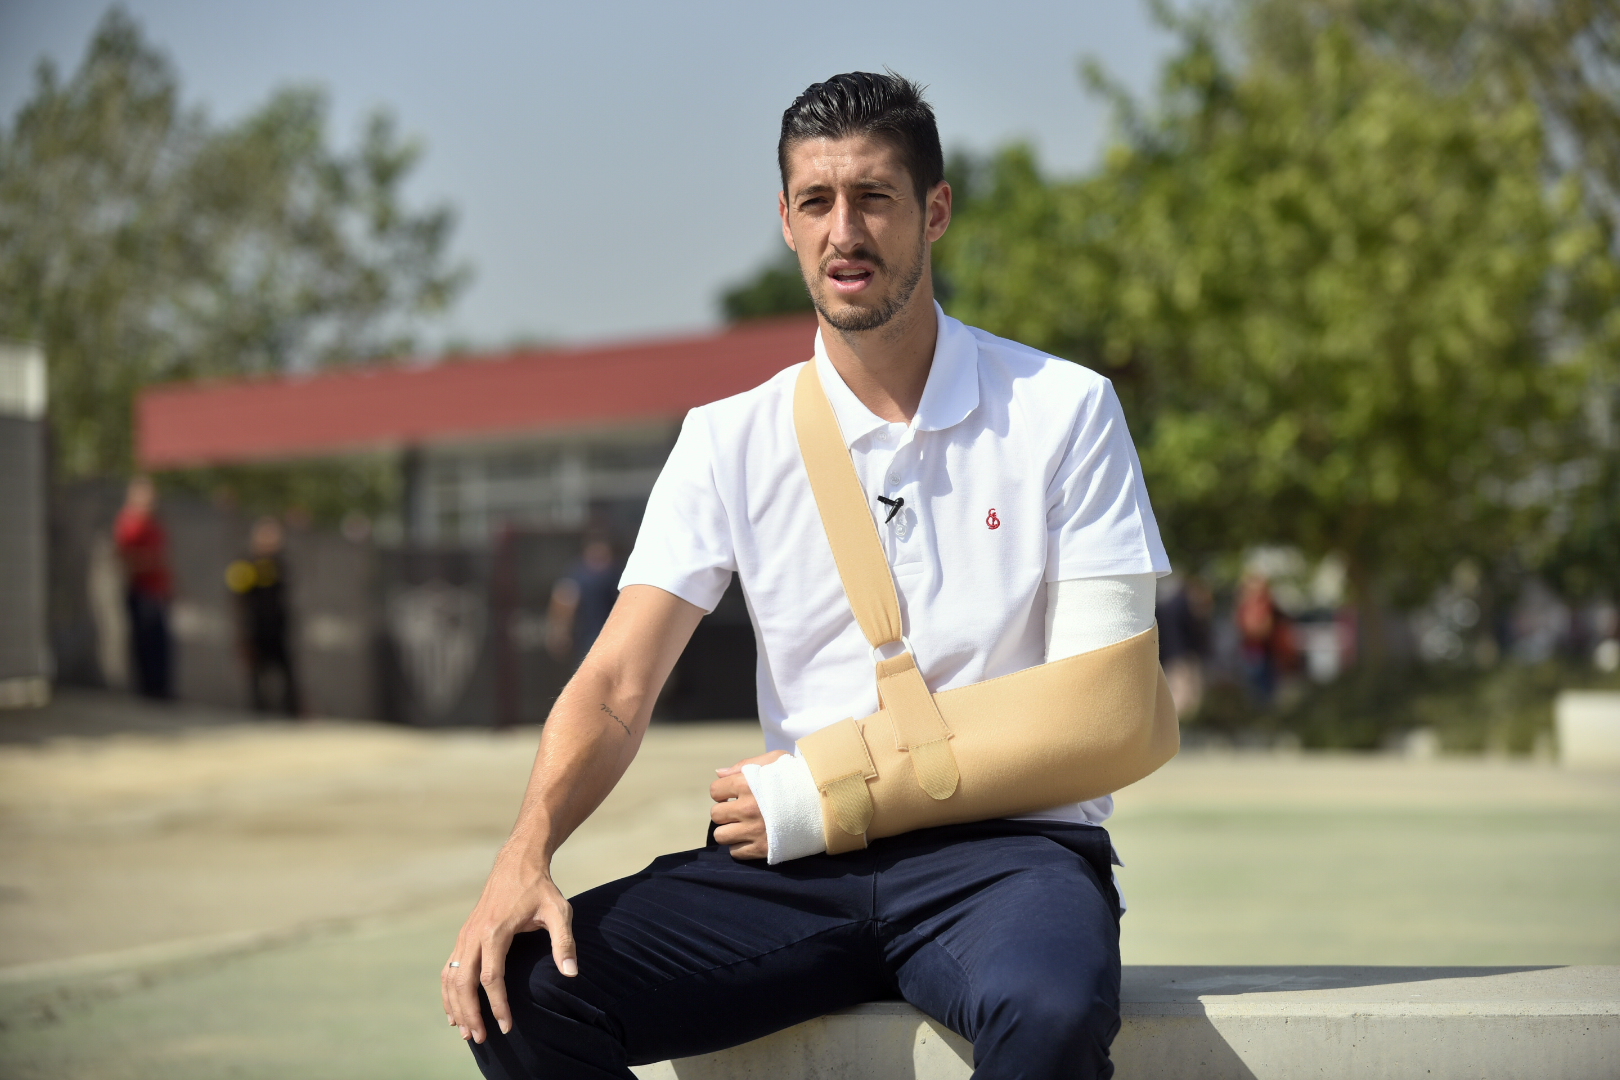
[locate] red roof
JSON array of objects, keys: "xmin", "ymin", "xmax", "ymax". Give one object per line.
[{"xmin": 137, "ymin": 315, "xmax": 819, "ymax": 468}]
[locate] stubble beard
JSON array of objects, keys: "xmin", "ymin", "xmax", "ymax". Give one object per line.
[{"xmin": 808, "ymin": 234, "xmax": 928, "ymax": 334}]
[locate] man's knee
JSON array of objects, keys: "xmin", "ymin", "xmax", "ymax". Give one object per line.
[
  {"xmin": 471, "ymin": 936, "xmax": 627, "ymax": 1080},
  {"xmin": 512, "ymin": 935, "xmax": 610, "ymax": 1035},
  {"xmin": 972, "ymin": 943, "xmax": 1121, "ymax": 1075},
  {"xmin": 988, "ymin": 969, "xmax": 1117, "ymax": 1043}
]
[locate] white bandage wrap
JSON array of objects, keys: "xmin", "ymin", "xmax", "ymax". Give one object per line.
[
  {"xmin": 742, "ymin": 754, "xmax": 827, "ymax": 865},
  {"xmin": 743, "ymin": 573, "xmax": 1160, "ymax": 864},
  {"xmin": 1046, "ymin": 574, "xmax": 1158, "ymax": 657}
]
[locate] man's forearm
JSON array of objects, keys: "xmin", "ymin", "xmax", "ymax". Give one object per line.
[
  {"xmin": 501, "ymin": 669, "xmax": 650, "ymax": 864},
  {"xmin": 498, "ymin": 584, "xmax": 706, "ymax": 866}
]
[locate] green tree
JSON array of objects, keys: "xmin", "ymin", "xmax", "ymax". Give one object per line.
[
  {"xmin": 1252, "ymin": 0, "xmax": 1620, "ymax": 230},
  {"xmin": 719, "ymin": 248, "xmax": 814, "ymax": 322},
  {"xmin": 0, "ymin": 8, "xmax": 468, "ymax": 479},
  {"xmin": 940, "ymin": 4, "xmax": 1617, "ymax": 645},
  {"xmin": 1262, "ymin": 0, "xmax": 1620, "ymax": 598}
]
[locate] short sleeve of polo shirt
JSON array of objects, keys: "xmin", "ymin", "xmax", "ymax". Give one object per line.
[
  {"xmin": 1045, "ymin": 376, "xmax": 1170, "ymax": 582},
  {"xmin": 619, "ymin": 407, "xmax": 736, "ymax": 613}
]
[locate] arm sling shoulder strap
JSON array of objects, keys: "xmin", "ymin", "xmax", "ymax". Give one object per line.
[{"xmin": 792, "ymin": 360, "xmax": 1180, "ymax": 855}]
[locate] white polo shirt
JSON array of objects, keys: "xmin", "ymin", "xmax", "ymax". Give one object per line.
[{"xmin": 621, "ymin": 302, "xmax": 1170, "ymax": 826}]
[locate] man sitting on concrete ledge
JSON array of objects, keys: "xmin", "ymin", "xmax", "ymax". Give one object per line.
[{"xmin": 441, "ymin": 71, "xmax": 1173, "ymax": 1080}]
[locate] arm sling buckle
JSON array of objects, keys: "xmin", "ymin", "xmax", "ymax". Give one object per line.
[{"xmin": 791, "ymin": 361, "xmax": 1180, "ymax": 854}]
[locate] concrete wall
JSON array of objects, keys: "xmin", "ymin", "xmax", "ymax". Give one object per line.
[
  {"xmin": 45, "ymin": 486, "xmax": 761, "ymax": 724},
  {"xmin": 0, "ymin": 344, "xmax": 49, "ymax": 706},
  {"xmin": 1558, "ymin": 691, "xmax": 1620, "ymax": 769},
  {"xmin": 48, "ymin": 487, "xmax": 382, "ymax": 718}
]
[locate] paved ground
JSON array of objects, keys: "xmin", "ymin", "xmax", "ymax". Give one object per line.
[{"xmin": 1, "ymin": 690, "xmax": 1617, "ymax": 1079}]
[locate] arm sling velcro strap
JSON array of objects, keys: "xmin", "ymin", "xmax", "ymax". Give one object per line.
[{"xmin": 791, "ymin": 360, "xmax": 1180, "ymax": 854}]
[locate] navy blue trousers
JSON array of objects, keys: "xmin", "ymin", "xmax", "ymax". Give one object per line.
[
  {"xmin": 126, "ymin": 590, "xmax": 172, "ymax": 700},
  {"xmin": 470, "ymin": 820, "xmax": 1122, "ymax": 1080}
]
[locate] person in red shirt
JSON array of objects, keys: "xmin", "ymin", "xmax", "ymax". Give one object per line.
[
  {"xmin": 113, "ymin": 475, "xmax": 174, "ymax": 699},
  {"xmin": 1237, "ymin": 570, "xmax": 1291, "ymax": 706}
]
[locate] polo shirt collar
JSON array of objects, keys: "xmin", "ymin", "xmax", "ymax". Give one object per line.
[{"xmin": 812, "ymin": 302, "xmax": 981, "ymax": 447}]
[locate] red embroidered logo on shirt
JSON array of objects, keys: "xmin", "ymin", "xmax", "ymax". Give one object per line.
[{"xmin": 986, "ymin": 509, "xmax": 1001, "ymax": 530}]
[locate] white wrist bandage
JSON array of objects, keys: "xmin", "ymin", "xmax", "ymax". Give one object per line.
[
  {"xmin": 741, "ymin": 754, "xmax": 826, "ymax": 865},
  {"xmin": 741, "ymin": 573, "xmax": 1159, "ymax": 864}
]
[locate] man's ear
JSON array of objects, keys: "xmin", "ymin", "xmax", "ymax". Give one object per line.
[
  {"xmin": 778, "ymin": 190, "xmax": 796, "ymax": 251},
  {"xmin": 925, "ymin": 180, "xmax": 952, "ymax": 244}
]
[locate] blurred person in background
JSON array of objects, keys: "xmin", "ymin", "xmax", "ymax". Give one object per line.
[
  {"xmin": 226, "ymin": 517, "xmax": 301, "ymax": 717},
  {"xmin": 113, "ymin": 475, "xmax": 173, "ymax": 699},
  {"xmin": 1157, "ymin": 575, "xmax": 1213, "ymax": 719},
  {"xmin": 545, "ymin": 532, "xmax": 621, "ymax": 668},
  {"xmin": 1236, "ymin": 570, "xmax": 1290, "ymax": 705}
]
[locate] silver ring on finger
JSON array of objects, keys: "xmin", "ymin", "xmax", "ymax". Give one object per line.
[{"xmin": 448, "ymin": 961, "xmax": 462, "ymax": 968}]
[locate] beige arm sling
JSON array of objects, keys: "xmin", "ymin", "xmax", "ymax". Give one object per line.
[{"xmin": 792, "ymin": 361, "xmax": 1180, "ymax": 855}]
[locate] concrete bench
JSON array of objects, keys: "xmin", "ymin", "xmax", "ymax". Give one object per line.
[{"xmin": 632, "ymin": 965, "xmax": 1619, "ymax": 1080}]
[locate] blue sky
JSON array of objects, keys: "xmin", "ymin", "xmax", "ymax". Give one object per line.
[{"xmin": 1, "ymin": 2, "xmax": 1178, "ymax": 349}]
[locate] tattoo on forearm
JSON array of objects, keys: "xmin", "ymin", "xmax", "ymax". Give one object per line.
[{"xmin": 600, "ymin": 703, "xmax": 631, "ymax": 736}]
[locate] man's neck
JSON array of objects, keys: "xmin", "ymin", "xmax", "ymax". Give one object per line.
[{"xmin": 818, "ymin": 289, "xmax": 938, "ymax": 425}]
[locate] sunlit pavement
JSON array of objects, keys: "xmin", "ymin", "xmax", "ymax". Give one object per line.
[{"xmin": 2, "ymin": 691, "xmax": 1616, "ymax": 1080}]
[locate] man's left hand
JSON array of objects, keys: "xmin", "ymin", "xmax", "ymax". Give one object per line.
[{"xmin": 711, "ymin": 751, "xmax": 789, "ymax": 860}]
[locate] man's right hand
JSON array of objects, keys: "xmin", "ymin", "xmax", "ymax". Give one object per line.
[
  {"xmin": 438, "ymin": 585, "xmax": 707, "ymax": 1047},
  {"xmin": 442, "ymin": 846, "xmax": 577, "ymax": 1046}
]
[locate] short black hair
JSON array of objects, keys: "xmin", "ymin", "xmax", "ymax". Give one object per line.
[{"xmin": 778, "ymin": 71, "xmax": 944, "ymax": 202}]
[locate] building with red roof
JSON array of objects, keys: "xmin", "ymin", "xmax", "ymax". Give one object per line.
[{"xmin": 137, "ymin": 314, "xmax": 818, "ymax": 546}]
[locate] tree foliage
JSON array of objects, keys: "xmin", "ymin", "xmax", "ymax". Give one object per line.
[
  {"xmin": 937, "ymin": 0, "xmax": 1620, "ymax": 615},
  {"xmin": 0, "ymin": 8, "xmax": 468, "ymax": 478},
  {"xmin": 719, "ymin": 248, "xmax": 814, "ymax": 322},
  {"xmin": 1258, "ymin": 0, "xmax": 1620, "ymax": 232}
]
